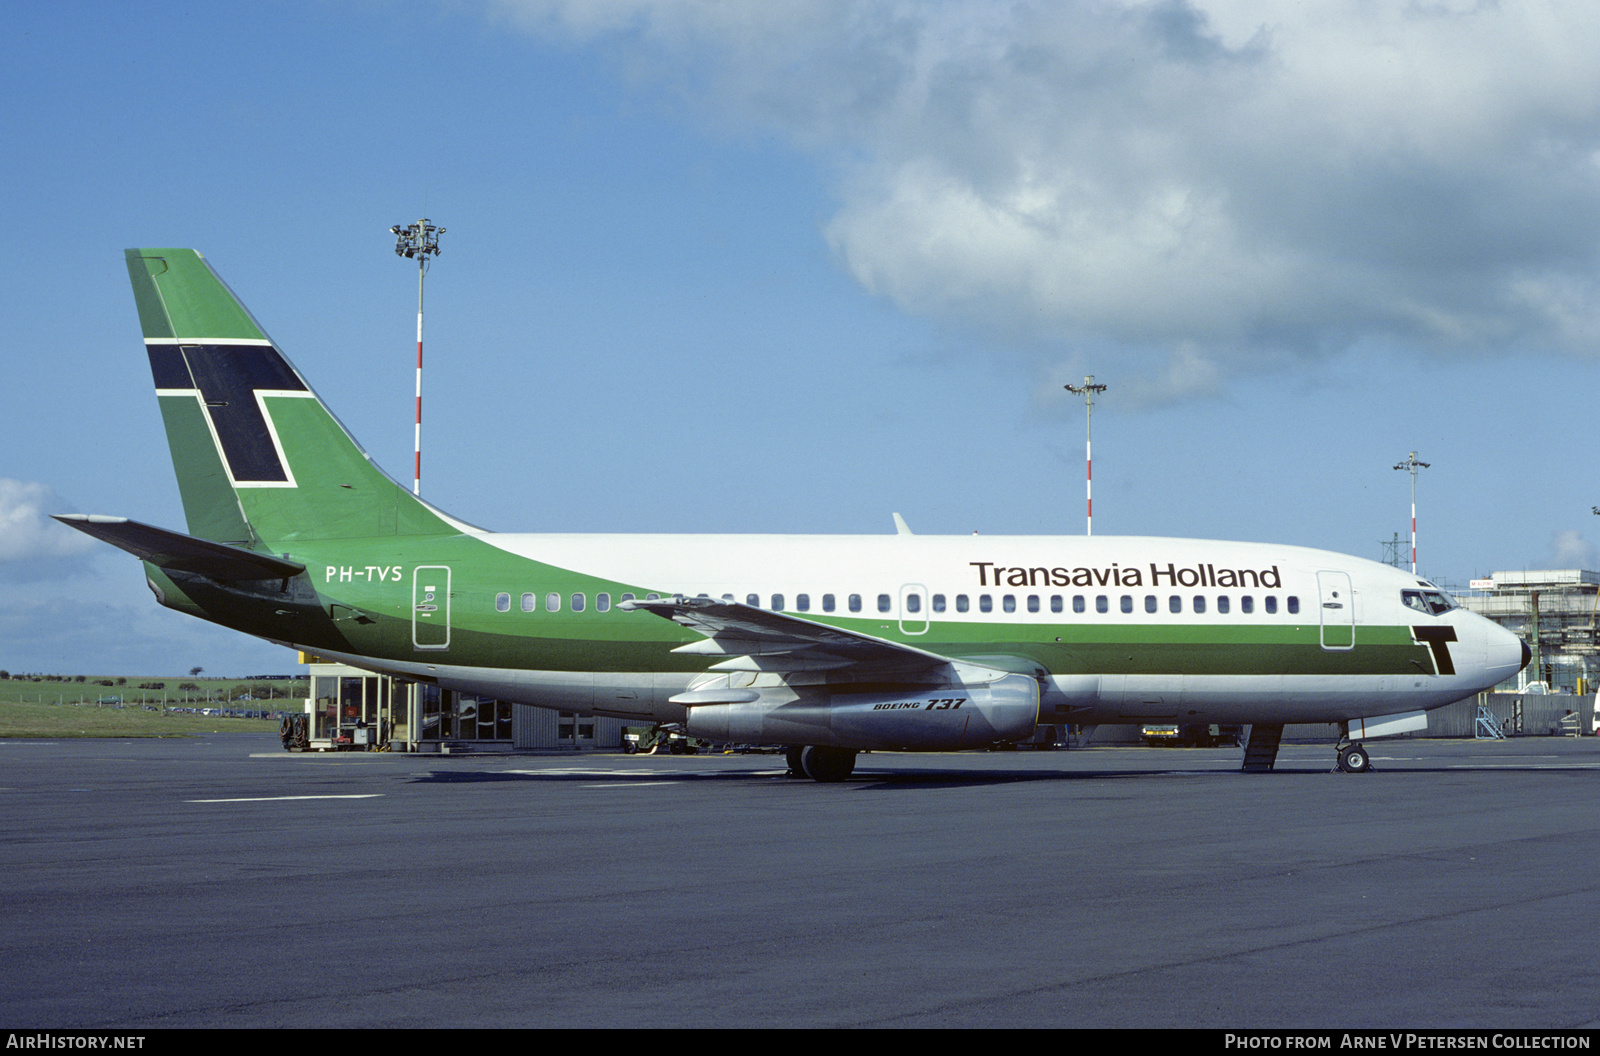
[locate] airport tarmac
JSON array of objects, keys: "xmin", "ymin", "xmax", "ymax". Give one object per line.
[{"xmin": 1, "ymin": 734, "xmax": 1597, "ymax": 1029}]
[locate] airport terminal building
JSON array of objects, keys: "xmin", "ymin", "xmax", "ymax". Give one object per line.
[{"xmin": 298, "ymin": 655, "xmax": 624, "ymax": 752}]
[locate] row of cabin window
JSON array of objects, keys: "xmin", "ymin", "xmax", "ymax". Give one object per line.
[{"xmin": 494, "ymin": 591, "xmax": 1301, "ymax": 616}]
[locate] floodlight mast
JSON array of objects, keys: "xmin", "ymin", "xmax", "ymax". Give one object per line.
[
  {"xmin": 1064, "ymin": 376, "xmax": 1108, "ymax": 535},
  {"xmin": 1393, "ymin": 451, "xmax": 1430, "ymax": 574},
  {"xmin": 390, "ymin": 219, "xmax": 445, "ymax": 495}
]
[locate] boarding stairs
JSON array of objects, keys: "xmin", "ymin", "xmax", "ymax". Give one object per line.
[
  {"xmin": 1241, "ymin": 723, "xmax": 1284, "ymax": 772},
  {"xmin": 1474, "ymin": 703, "xmax": 1506, "ymax": 740}
]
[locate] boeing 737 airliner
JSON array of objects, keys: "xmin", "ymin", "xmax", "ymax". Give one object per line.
[{"xmin": 58, "ymin": 249, "xmax": 1530, "ymax": 779}]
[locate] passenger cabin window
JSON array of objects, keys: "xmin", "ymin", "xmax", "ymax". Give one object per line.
[
  {"xmin": 905, "ymin": 593, "xmax": 921, "ymax": 614},
  {"xmin": 1241, "ymin": 596, "xmax": 1254, "ymax": 614},
  {"xmin": 746, "ymin": 594, "xmax": 760, "ymax": 607},
  {"xmin": 796, "ymin": 594, "xmax": 810, "ymax": 612},
  {"xmin": 823, "ymin": 594, "xmax": 836, "ymax": 612},
  {"xmin": 1265, "ymin": 596, "xmax": 1277, "ymax": 614},
  {"xmin": 956, "ymin": 595, "xmax": 970, "ymax": 613},
  {"xmin": 849, "ymin": 594, "xmax": 863, "ymax": 613},
  {"xmin": 1287, "ymin": 596, "xmax": 1299, "ymax": 614},
  {"xmin": 1193, "ymin": 595, "xmax": 1206, "ymax": 614},
  {"xmin": 546, "ymin": 593, "xmax": 561, "ymax": 612},
  {"xmin": 932, "ymin": 594, "xmax": 946, "ymax": 613},
  {"xmin": 979, "ymin": 595, "xmax": 993, "ymax": 613},
  {"xmin": 522, "ymin": 593, "xmax": 537, "ymax": 612},
  {"xmin": 771, "ymin": 594, "xmax": 784, "ymax": 611},
  {"xmin": 1074, "ymin": 595, "xmax": 1086, "ymax": 613},
  {"xmin": 878, "ymin": 594, "xmax": 892, "ymax": 613},
  {"xmin": 1169, "ymin": 595, "xmax": 1181, "ymax": 614},
  {"xmin": 1217, "ymin": 595, "xmax": 1230, "ymax": 614},
  {"xmin": 1121, "ymin": 595, "xmax": 1133, "ymax": 613},
  {"xmin": 597, "ymin": 593, "xmax": 611, "ymax": 612},
  {"xmin": 1096, "ymin": 595, "xmax": 1108, "ymax": 613},
  {"xmin": 571, "ymin": 593, "xmax": 585, "ymax": 612},
  {"xmin": 1003, "ymin": 595, "xmax": 1016, "ymax": 613},
  {"xmin": 496, "ymin": 593, "xmax": 510, "ymax": 612}
]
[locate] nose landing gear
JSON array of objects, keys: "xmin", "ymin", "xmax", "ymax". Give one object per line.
[{"xmin": 1335, "ymin": 742, "xmax": 1372, "ymax": 773}]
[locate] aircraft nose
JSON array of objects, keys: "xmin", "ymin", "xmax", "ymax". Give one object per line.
[
  {"xmin": 1488, "ymin": 622, "xmax": 1531, "ymax": 681},
  {"xmin": 1476, "ymin": 618, "xmax": 1529, "ymax": 687}
]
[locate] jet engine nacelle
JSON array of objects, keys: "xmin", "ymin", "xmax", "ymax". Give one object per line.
[{"xmin": 683, "ymin": 671, "xmax": 1040, "ymax": 751}]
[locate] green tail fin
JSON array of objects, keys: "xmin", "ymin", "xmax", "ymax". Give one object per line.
[{"xmin": 125, "ymin": 249, "xmax": 459, "ymax": 545}]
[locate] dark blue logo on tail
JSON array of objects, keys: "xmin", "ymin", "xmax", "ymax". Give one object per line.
[{"xmin": 147, "ymin": 342, "xmax": 307, "ymax": 483}]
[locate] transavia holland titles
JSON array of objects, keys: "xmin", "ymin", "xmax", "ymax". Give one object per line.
[{"xmin": 969, "ymin": 562, "xmax": 1283, "ymax": 589}]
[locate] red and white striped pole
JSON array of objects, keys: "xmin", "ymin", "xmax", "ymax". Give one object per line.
[
  {"xmin": 1393, "ymin": 451, "xmax": 1429, "ymax": 575},
  {"xmin": 1086, "ymin": 433, "xmax": 1093, "ymax": 535},
  {"xmin": 413, "ymin": 295, "xmax": 424, "ymax": 495},
  {"xmin": 391, "ymin": 219, "xmax": 444, "ymax": 496},
  {"xmin": 1065, "ymin": 376, "xmax": 1107, "ymax": 535}
]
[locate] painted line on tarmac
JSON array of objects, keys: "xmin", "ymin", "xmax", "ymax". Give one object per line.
[
  {"xmin": 1448, "ymin": 762, "xmax": 1600, "ymax": 769},
  {"xmin": 187, "ymin": 794, "xmax": 385, "ymax": 802},
  {"xmin": 500, "ymin": 767, "xmax": 789, "ymax": 780}
]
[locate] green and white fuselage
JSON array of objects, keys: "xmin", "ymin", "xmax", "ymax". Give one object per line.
[
  {"xmin": 59, "ymin": 249, "xmax": 1529, "ymax": 773},
  {"xmin": 288, "ymin": 531, "xmax": 1516, "ymax": 723}
]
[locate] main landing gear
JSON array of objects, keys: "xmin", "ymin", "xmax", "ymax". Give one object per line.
[{"xmin": 785, "ymin": 745, "xmax": 859, "ymax": 782}]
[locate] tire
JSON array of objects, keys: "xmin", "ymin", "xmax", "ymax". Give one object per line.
[
  {"xmin": 799, "ymin": 745, "xmax": 858, "ymax": 782},
  {"xmin": 1338, "ymin": 745, "xmax": 1371, "ymax": 773}
]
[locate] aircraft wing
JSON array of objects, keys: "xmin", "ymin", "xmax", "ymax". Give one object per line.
[
  {"xmin": 53, "ymin": 515, "xmax": 306, "ymax": 581},
  {"xmin": 619, "ymin": 595, "xmax": 954, "ymax": 675}
]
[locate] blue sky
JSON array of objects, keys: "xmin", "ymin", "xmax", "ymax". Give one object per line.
[{"xmin": 6, "ymin": 1, "xmax": 1600, "ymax": 676}]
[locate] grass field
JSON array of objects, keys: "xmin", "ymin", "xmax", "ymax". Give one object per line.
[{"xmin": 0, "ymin": 676, "xmax": 305, "ymax": 738}]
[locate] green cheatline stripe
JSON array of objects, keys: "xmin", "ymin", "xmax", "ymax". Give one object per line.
[
  {"xmin": 283, "ymin": 601, "xmax": 1434, "ymax": 678},
  {"xmin": 160, "ymin": 553, "xmax": 1437, "ymax": 677}
]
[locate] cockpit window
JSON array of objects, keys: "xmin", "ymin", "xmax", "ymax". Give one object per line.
[{"xmin": 1402, "ymin": 589, "xmax": 1456, "ymax": 616}]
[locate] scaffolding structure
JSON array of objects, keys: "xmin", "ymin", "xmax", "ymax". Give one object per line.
[{"xmin": 1458, "ymin": 570, "xmax": 1600, "ymax": 693}]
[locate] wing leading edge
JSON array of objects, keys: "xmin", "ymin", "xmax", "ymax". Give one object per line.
[{"xmin": 619, "ymin": 595, "xmax": 955, "ymax": 675}]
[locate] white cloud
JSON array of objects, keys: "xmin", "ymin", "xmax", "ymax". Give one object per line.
[
  {"xmin": 1547, "ymin": 528, "xmax": 1597, "ymax": 570},
  {"xmin": 0, "ymin": 479, "xmax": 94, "ymax": 567},
  {"xmin": 482, "ymin": 0, "xmax": 1600, "ymax": 392}
]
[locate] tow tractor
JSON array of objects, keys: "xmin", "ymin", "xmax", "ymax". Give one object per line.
[{"xmin": 622, "ymin": 724, "xmax": 707, "ymax": 755}]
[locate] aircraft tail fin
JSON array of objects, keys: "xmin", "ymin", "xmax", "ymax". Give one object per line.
[{"xmin": 125, "ymin": 249, "xmax": 460, "ymax": 546}]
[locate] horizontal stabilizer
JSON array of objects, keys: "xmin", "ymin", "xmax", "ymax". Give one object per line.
[{"xmin": 53, "ymin": 514, "xmax": 305, "ymax": 580}]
